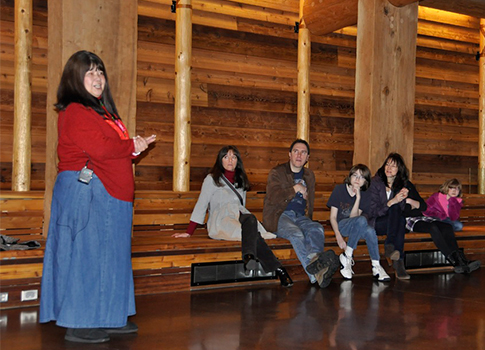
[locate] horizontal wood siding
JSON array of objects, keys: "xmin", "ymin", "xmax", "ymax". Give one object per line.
[
  {"xmin": 413, "ymin": 8, "xmax": 480, "ymax": 193},
  {"xmin": 0, "ymin": 1, "xmax": 481, "ymax": 193}
]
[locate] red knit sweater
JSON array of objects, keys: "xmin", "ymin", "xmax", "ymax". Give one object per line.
[{"xmin": 57, "ymin": 103, "xmax": 136, "ymax": 202}]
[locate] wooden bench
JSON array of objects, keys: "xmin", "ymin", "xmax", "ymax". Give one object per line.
[{"xmin": 1, "ymin": 190, "xmax": 484, "ymax": 309}]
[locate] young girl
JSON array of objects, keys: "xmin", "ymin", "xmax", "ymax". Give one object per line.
[
  {"xmin": 424, "ymin": 178, "xmax": 463, "ymax": 232},
  {"xmin": 327, "ymin": 164, "xmax": 390, "ymax": 281}
]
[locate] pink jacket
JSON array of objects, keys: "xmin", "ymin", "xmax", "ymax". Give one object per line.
[{"xmin": 423, "ymin": 192, "xmax": 462, "ymax": 221}]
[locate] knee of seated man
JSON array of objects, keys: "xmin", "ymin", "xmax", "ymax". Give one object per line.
[
  {"xmin": 304, "ymin": 224, "xmax": 324, "ymax": 236},
  {"xmin": 280, "ymin": 228, "xmax": 305, "ymax": 239}
]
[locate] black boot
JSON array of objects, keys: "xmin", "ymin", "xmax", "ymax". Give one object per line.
[
  {"xmin": 242, "ymin": 254, "xmax": 258, "ymax": 272},
  {"xmin": 392, "ymin": 259, "xmax": 410, "ymax": 280},
  {"xmin": 457, "ymin": 250, "xmax": 481, "ymax": 273},
  {"xmin": 275, "ymin": 267, "xmax": 293, "ymax": 287},
  {"xmin": 447, "ymin": 250, "xmax": 468, "ymax": 274},
  {"xmin": 384, "ymin": 244, "xmax": 400, "ymax": 264}
]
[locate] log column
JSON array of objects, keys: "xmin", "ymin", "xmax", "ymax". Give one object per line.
[
  {"xmin": 173, "ymin": 0, "xmax": 193, "ymax": 192},
  {"xmin": 353, "ymin": 0, "xmax": 418, "ymax": 174},
  {"xmin": 12, "ymin": 0, "xmax": 32, "ymax": 191},
  {"xmin": 479, "ymin": 18, "xmax": 485, "ymax": 194},
  {"xmin": 297, "ymin": 1, "xmax": 311, "ymax": 142}
]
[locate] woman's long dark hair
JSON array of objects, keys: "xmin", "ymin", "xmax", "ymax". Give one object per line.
[
  {"xmin": 210, "ymin": 146, "xmax": 250, "ymax": 191},
  {"xmin": 55, "ymin": 50, "xmax": 118, "ymax": 117},
  {"xmin": 376, "ymin": 153, "xmax": 409, "ymax": 192}
]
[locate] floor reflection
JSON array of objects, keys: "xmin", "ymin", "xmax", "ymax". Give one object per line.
[{"xmin": 1, "ymin": 267, "xmax": 484, "ymax": 350}]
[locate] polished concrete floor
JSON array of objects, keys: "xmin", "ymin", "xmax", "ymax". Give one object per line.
[{"xmin": 1, "ymin": 266, "xmax": 484, "ymax": 350}]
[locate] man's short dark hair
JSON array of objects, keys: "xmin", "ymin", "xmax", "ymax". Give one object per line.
[{"xmin": 289, "ymin": 139, "xmax": 310, "ymax": 155}]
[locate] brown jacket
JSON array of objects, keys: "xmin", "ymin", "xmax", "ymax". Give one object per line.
[{"xmin": 262, "ymin": 162, "xmax": 316, "ymax": 232}]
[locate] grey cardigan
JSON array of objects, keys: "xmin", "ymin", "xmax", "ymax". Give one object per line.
[{"xmin": 190, "ymin": 174, "xmax": 275, "ymax": 241}]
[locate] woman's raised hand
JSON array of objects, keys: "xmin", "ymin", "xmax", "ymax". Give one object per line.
[{"xmin": 133, "ymin": 134, "xmax": 156, "ymax": 154}]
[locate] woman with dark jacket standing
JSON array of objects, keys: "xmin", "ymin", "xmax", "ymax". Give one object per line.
[{"xmin": 367, "ymin": 153, "xmax": 480, "ymax": 280}]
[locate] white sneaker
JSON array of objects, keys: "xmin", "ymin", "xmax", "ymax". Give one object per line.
[
  {"xmin": 372, "ymin": 265, "xmax": 391, "ymax": 282},
  {"xmin": 339, "ymin": 253, "xmax": 354, "ymax": 280}
]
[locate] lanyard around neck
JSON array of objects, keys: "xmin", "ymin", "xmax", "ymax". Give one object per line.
[{"xmin": 99, "ymin": 102, "xmax": 129, "ymax": 140}]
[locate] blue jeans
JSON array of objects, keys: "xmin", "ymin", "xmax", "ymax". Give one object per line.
[
  {"xmin": 276, "ymin": 210, "xmax": 325, "ymax": 282},
  {"xmin": 442, "ymin": 218, "xmax": 463, "ymax": 232},
  {"xmin": 338, "ymin": 216, "xmax": 380, "ymax": 261}
]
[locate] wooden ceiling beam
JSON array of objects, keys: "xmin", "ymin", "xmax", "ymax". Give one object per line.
[
  {"xmin": 301, "ymin": 0, "xmax": 357, "ymax": 36},
  {"xmin": 389, "ymin": 0, "xmax": 417, "ymax": 6},
  {"xmin": 419, "ymin": 0, "xmax": 485, "ymax": 19},
  {"xmin": 302, "ymin": 0, "xmax": 484, "ymax": 37}
]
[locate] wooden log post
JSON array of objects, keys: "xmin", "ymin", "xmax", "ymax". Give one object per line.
[
  {"xmin": 44, "ymin": 0, "xmax": 138, "ymax": 235},
  {"xmin": 297, "ymin": 0, "xmax": 310, "ymax": 142},
  {"xmin": 12, "ymin": 0, "xmax": 32, "ymax": 191},
  {"xmin": 353, "ymin": 0, "xmax": 418, "ymax": 174},
  {"xmin": 173, "ymin": 0, "xmax": 193, "ymax": 192},
  {"xmin": 479, "ymin": 18, "xmax": 485, "ymax": 194}
]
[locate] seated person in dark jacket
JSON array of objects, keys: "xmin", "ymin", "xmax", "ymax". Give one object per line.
[{"xmin": 263, "ymin": 139, "xmax": 339, "ymax": 288}]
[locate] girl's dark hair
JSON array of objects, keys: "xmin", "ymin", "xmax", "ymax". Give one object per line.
[
  {"xmin": 344, "ymin": 164, "xmax": 372, "ymax": 191},
  {"xmin": 55, "ymin": 50, "xmax": 118, "ymax": 116},
  {"xmin": 210, "ymin": 146, "xmax": 250, "ymax": 191},
  {"xmin": 439, "ymin": 178, "xmax": 462, "ymax": 197},
  {"xmin": 376, "ymin": 153, "xmax": 409, "ymax": 192}
]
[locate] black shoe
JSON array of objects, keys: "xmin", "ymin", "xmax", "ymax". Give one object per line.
[
  {"xmin": 458, "ymin": 250, "xmax": 481, "ymax": 273},
  {"xmin": 384, "ymin": 244, "xmax": 400, "ymax": 263},
  {"xmin": 393, "ymin": 259, "xmax": 410, "ymax": 280},
  {"xmin": 447, "ymin": 250, "xmax": 469, "ymax": 273},
  {"xmin": 65, "ymin": 328, "xmax": 110, "ymax": 343},
  {"xmin": 102, "ymin": 321, "xmax": 138, "ymax": 334},
  {"xmin": 243, "ymin": 254, "xmax": 258, "ymax": 271},
  {"xmin": 451, "ymin": 250, "xmax": 482, "ymax": 274},
  {"xmin": 305, "ymin": 250, "xmax": 339, "ymax": 275},
  {"xmin": 275, "ymin": 267, "xmax": 293, "ymax": 287}
]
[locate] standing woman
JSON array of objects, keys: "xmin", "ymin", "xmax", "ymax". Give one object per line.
[
  {"xmin": 40, "ymin": 51, "xmax": 156, "ymax": 343},
  {"xmin": 367, "ymin": 153, "xmax": 413, "ymax": 279},
  {"xmin": 172, "ymin": 146, "xmax": 293, "ymax": 287}
]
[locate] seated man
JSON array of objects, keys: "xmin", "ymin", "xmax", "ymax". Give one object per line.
[{"xmin": 263, "ymin": 139, "xmax": 339, "ymax": 288}]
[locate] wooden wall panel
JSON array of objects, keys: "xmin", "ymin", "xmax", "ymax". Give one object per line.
[
  {"xmin": 0, "ymin": 1, "xmax": 481, "ymax": 193},
  {"xmin": 413, "ymin": 7, "xmax": 480, "ymax": 192}
]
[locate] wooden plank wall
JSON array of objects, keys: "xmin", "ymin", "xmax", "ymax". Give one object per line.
[
  {"xmin": 0, "ymin": 0, "xmax": 481, "ymax": 193},
  {"xmin": 413, "ymin": 8, "xmax": 480, "ymax": 193}
]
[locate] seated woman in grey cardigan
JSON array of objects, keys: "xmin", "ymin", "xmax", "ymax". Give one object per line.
[{"xmin": 172, "ymin": 145, "xmax": 293, "ymax": 287}]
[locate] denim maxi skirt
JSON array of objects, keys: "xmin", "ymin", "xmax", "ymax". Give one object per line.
[{"xmin": 39, "ymin": 171, "xmax": 136, "ymax": 328}]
